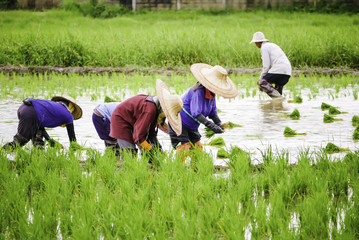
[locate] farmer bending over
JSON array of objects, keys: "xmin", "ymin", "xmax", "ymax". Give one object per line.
[
  {"xmin": 169, "ymin": 63, "xmax": 238, "ymax": 163},
  {"xmin": 3, "ymin": 96, "xmax": 82, "ymax": 150},
  {"xmin": 92, "ymin": 102, "xmax": 121, "ymax": 149},
  {"xmin": 109, "ymin": 79, "xmax": 183, "ymax": 161},
  {"xmin": 250, "ymin": 32, "xmax": 292, "ymax": 99}
]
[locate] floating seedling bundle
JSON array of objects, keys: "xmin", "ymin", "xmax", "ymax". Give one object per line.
[
  {"xmin": 288, "ymin": 109, "xmax": 300, "ymax": 120},
  {"xmin": 323, "ymin": 113, "xmax": 342, "ymax": 123},
  {"xmin": 283, "ymin": 127, "xmax": 306, "ymax": 137},
  {"xmin": 324, "ymin": 143, "xmax": 349, "ymax": 154}
]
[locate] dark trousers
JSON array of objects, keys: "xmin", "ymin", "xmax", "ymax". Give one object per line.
[{"xmin": 260, "ymin": 73, "xmax": 290, "ymax": 95}]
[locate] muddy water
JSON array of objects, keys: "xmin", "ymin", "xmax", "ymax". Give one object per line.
[{"xmin": 1, "ymin": 88, "xmax": 359, "ymax": 165}]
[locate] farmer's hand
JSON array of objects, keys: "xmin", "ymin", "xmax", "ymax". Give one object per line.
[
  {"xmin": 47, "ymin": 138, "xmax": 63, "ymax": 149},
  {"xmin": 206, "ymin": 121, "xmax": 224, "ymax": 134}
]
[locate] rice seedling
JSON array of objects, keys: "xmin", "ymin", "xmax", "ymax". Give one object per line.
[
  {"xmin": 288, "ymin": 109, "xmax": 300, "ymax": 120},
  {"xmin": 104, "ymin": 95, "xmax": 121, "ymax": 103},
  {"xmin": 321, "ymin": 102, "xmax": 333, "ymax": 110},
  {"xmin": 323, "ymin": 113, "xmax": 343, "ymax": 123},
  {"xmin": 288, "ymin": 96, "xmax": 303, "ymax": 103},
  {"xmin": 353, "ymin": 126, "xmax": 359, "ymax": 140},
  {"xmin": 324, "ymin": 143, "xmax": 349, "ymax": 154},
  {"xmin": 352, "ymin": 115, "xmax": 359, "ymax": 127},
  {"xmin": 217, "ymin": 148, "xmax": 229, "ymax": 158},
  {"xmin": 329, "ymin": 106, "xmax": 342, "ymax": 115},
  {"xmin": 205, "ymin": 121, "xmax": 242, "ymax": 138},
  {"xmin": 206, "ymin": 137, "xmax": 226, "ymax": 147},
  {"xmin": 283, "ymin": 127, "xmax": 306, "ymax": 137}
]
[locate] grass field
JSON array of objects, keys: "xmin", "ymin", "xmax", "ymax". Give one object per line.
[{"xmin": 0, "ymin": 9, "xmax": 358, "ymax": 69}]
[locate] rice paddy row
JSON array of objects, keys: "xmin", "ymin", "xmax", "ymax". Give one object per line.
[
  {"xmin": 0, "ymin": 144, "xmax": 358, "ymax": 239},
  {"xmin": 0, "ymin": 9, "xmax": 358, "ymax": 69},
  {"xmin": 0, "ymin": 72, "xmax": 357, "ymax": 100}
]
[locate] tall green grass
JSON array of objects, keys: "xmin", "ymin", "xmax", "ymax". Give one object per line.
[
  {"xmin": 0, "ymin": 9, "xmax": 358, "ymax": 69},
  {"xmin": 1, "ymin": 146, "xmax": 358, "ymax": 238}
]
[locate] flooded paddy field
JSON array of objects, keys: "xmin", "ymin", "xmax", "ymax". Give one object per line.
[{"xmin": 1, "ymin": 73, "xmax": 359, "ymax": 165}]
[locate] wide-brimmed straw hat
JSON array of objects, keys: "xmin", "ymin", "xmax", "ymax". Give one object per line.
[
  {"xmin": 156, "ymin": 79, "xmax": 183, "ymax": 136},
  {"xmin": 51, "ymin": 96, "xmax": 83, "ymax": 120},
  {"xmin": 190, "ymin": 63, "xmax": 238, "ymax": 99},
  {"xmin": 249, "ymin": 32, "xmax": 269, "ymax": 44}
]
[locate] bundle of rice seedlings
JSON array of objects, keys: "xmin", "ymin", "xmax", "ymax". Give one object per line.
[
  {"xmin": 324, "ymin": 143, "xmax": 349, "ymax": 154},
  {"xmin": 329, "ymin": 106, "xmax": 341, "ymax": 115},
  {"xmin": 352, "ymin": 115, "xmax": 359, "ymax": 126},
  {"xmin": 288, "ymin": 109, "xmax": 300, "ymax": 120},
  {"xmin": 207, "ymin": 137, "xmax": 225, "ymax": 147},
  {"xmin": 104, "ymin": 96, "xmax": 121, "ymax": 103},
  {"xmin": 288, "ymin": 96, "xmax": 302, "ymax": 103},
  {"xmin": 205, "ymin": 121, "xmax": 242, "ymax": 138},
  {"xmin": 293, "ymin": 96, "xmax": 303, "ymax": 103},
  {"xmin": 217, "ymin": 148, "xmax": 229, "ymax": 158},
  {"xmin": 324, "ymin": 114, "xmax": 342, "ymax": 123},
  {"xmin": 283, "ymin": 127, "xmax": 306, "ymax": 137},
  {"xmin": 321, "ymin": 102, "xmax": 332, "ymax": 110}
]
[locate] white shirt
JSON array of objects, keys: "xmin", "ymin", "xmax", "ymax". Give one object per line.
[{"xmin": 260, "ymin": 42, "xmax": 292, "ymax": 79}]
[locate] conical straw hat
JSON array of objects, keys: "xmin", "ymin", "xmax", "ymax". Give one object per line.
[
  {"xmin": 51, "ymin": 96, "xmax": 83, "ymax": 120},
  {"xmin": 156, "ymin": 79, "xmax": 183, "ymax": 136},
  {"xmin": 190, "ymin": 63, "xmax": 238, "ymax": 99}
]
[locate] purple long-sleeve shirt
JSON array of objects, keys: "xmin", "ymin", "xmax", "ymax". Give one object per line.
[
  {"xmin": 30, "ymin": 98, "xmax": 73, "ymax": 128},
  {"xmin": 180, "ymin": 87, "xmax": 217, "ymax": 130}
]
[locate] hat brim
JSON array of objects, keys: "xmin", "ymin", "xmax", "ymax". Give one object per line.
[
  {"xmin": 156, "ymin": 80, "xmax": 183, "ymax": 136},
  {"xmin": 51, "ymin": 96, "xmax": 83, "ymax": 120},
  {"xmin": 249, "ymin": 38, "xmax": 269, "ymax": 44},
  {"xmin": 190, "ymin": 63, "xmax": 238, "ymax": 99}
]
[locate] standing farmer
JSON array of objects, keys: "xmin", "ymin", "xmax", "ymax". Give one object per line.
[
  {"xmin": 109, "ymin": 79, "xmax": 183, "ymax": 160},
  {"xmin": 250, "ymin": 32, "xmax": 292, "ymax": 99},
  {"xmin": 169, "ymin": 63, "xmax": 238, "ymax": 162},
  {"xmin": 3, "ymin": 96, "xmax": 82, "ymax": 150}
]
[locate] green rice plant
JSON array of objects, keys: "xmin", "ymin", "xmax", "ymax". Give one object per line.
[
  {"xmin": 288, "ymin": 96, "xmax": 303, "ymax": 103},
  {"xmin": 288, "ymin": 108, "xmax": 300, "ymax": 120},
  {"xmin": 104, "ymin": 95, "xmax": 121, "ymax": 103},
  {"xmin": 328, "ymin": 106, "xmax": 342, "ymax": 115},
  {"xmin": 352, "ymin": 115, "xmax": 359, "ymax": 127},
  {"xmin": 321, "ymin": 102, "xmax": 333, "ymax": 110},
  {"xmin": 323, "ymin": 113, "xmax": 343, "ymax": 123},
  {"xmin": 353, "ymin": 126, "xmax": 359, "ymax": 140},
  {"xmin": 283, "ymin": 127, "xmax": 306, "ymax": 137},
  {"xmin": 206, "ymin": 137, "xmax": 225, "ymax": 147},
  {"xmin": 324, "ymin": 143, "xmax": 349, "ymax": 154},
  {"xmin": 217, "ymin": 148, "xmax": 229, "ymax": 159}
]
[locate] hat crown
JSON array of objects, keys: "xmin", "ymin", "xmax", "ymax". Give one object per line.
[
  {"xmin": 250, "ymin": 32, "xmax": 269, "ymax": 43},
  {"xmin": 201, "ymin": 65, "xmax": 228, "ymax": 82},
  {"xmin": 163, "ymin": 90, "xmax": 183, "ymax": 114}
]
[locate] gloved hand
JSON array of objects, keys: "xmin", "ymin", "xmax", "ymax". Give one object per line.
[
  {"xmin": 209, "ymin": 113, "xmax": 222, "ymax": 127},
  {"xmin": 205, "ymin": 121, "xmax": 224, "ymax": 134},
  {"xmin": 140, "ymin": 140, "xmax": 152, "ymax": 151},
  {"xmin": 47, "ymin": 138, "xmax": 64, "ymax": 148},
  {"xmin": 196, "ymin": 114, "xmax": 223, "ymax": 134}
]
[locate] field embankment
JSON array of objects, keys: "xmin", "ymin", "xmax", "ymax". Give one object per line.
[{"xmin": 0, "ymin": 10, "xmax": 358, "ymax": 69}]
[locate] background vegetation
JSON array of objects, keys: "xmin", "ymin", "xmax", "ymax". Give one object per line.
[{"xmin": 0, "ymin": 9, "xmax": 358, "ymax": 69}]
